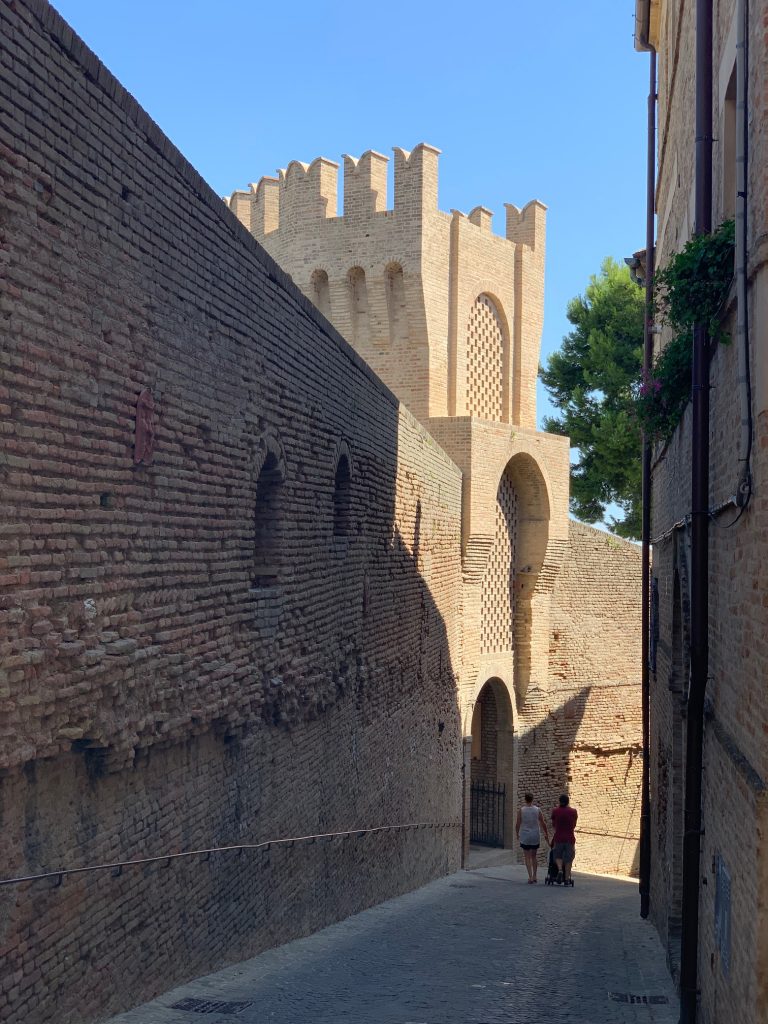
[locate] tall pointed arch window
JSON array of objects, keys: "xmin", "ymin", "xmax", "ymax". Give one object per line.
[
  {"xmin": 465, "ymin": 293, "xmax": 505, "ymax": 421},
  {"xmin": 385, "ymin": 262, "xmax": 409, "ymax": 346},
  {"xmin": 347, "ymin": 267, "xmax": 369, "ymax": 348},
  {"xmin": 253, "ymin": 435, "xmax": 285, "ymax": 588}
]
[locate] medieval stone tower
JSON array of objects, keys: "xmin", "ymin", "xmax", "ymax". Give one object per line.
[{"xmin": 227, "ymin": 144, "xmax": 640, "ymax": 861}]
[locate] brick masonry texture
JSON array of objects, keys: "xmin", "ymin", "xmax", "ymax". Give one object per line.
[
  {"xmin": 0, "ymin": 2, "xmax": 645, "ymax": 1021},
  {"xmin": 520, "ymin": 520, "xmax": 643, "ymax": 877},
  {"xmin": 0, "ymin": 2, "xmax": 464, "ymax": 1021},
  {"xmin": 644, "ymin": 2, "xmax": 768, "ymax": 1021}
]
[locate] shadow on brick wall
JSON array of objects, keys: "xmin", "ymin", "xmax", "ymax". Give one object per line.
[
  {"xmin": 0, "ymin": 2, "xmax": 463, "ymax": 1021},
  {"xmin": 519, "ymin": 687, "xmax": 641, "ymax": 877}
]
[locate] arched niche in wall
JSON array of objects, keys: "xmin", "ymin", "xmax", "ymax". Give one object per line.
[
  {"xmin": 470, "ymin": 677, "xmax": 514, "ymax": 782},
  {"xmin": 469, "ymin": 675, "xmax": 516, "ymax": 848},
  {"xmin": 310, "ymin": 268, "xmax": 332, "ymax": 322},
  {"xmin": 347, "ymin": 266, "xmax": 369, "ymax": 348},
  {"xmin": 499, "ymin": 452, "xmax": 550, "ymax": 704},
  {"xmin": 332, "ymin": 440, "xmax": 353, "ymax": 540},
  {"xmin": 252, "ymin": 431, "xmax": 286, "ymax": 588},
  {"xmin": 385, "ymin": 262, "xmax": 409, "ymax": 347},
  {"xmin": 464, "ymin": 292, "xmax": 509, "ymax": 423}
]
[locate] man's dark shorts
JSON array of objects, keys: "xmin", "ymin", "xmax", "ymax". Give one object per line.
[{"xmin": 553, "ymin": 842, "xmax": 575, "ymax": 863}]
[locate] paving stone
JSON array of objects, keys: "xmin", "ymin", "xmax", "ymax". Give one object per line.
[{"xmin": 105, "ymin": 865, "xmax": 678, "ymax": 1024}]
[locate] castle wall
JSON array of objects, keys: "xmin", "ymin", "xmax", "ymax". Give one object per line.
[
  {"xmin": 645, "ymin": 0, "xmax": 768, "ymax": 1017},
  {"xmin": 228, "ymin": 148, "xmax": 545, "ymax": 429},
  {"xmin": 0, "ymin": 4, "xmax": 464, "ymax": 1022},
  {"xmin": 427, "ymin": 422, "xmax": 641, "ymax": 876}
]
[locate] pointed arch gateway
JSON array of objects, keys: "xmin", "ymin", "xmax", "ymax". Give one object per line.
[
  {"xmin": 477, "ymin": 451, "xmax": 551, "ymax": 706},
  {"xmin": 469, "ymin": 676, "xmax": 516, "ymax": 848},
  {"xmin": 467, "ymin": 450, "xmax": 553, "ymax": 851}
]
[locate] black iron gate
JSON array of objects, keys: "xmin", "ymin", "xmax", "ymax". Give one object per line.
[{"xmin": 470, "ymin": 779, "xmax": 506, "ymax": 847}]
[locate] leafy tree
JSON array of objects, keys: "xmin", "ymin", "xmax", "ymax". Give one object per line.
[{"xmin": 540, "ymin": 258, "xmax": 645, "ymax": 539}]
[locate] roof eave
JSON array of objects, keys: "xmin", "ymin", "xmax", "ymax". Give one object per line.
[{"xmin": 634, "ymin": 0, "xmax": 653, "ymax": 51}]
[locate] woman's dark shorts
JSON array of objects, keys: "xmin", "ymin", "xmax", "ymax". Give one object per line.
[{"xmin": 520, "ymin": 843, "xmax": 540, "ymax": 851}]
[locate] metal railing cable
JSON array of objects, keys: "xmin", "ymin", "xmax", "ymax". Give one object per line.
[
  {"xmin": 576, "ymin": 828, "xmax": 641, "ymax": 841},
  {"xmin": 0, "ymin": 821, "xmax": 461, "ymax": 888}
]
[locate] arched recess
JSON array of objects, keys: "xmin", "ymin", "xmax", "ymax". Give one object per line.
[
  {"xmin": 385, "ymin": 262, "xmax": 409, "ymax": 347},
  {"xmin": 252, "ymin": 432, "xmax": 286, "ymax": 588},
  {"xmin": 500, "ymin": 452, "xmax": 551, "ymax": 705},
  {"xmin": 332, "ymin": 439, "xmax": 353, "ymax": 540},
  {"xmin": 310, "ymin": 268, "xmax": 332, "ymax": 321},
  {"xmin": 347, "ymin": 266, "xmax": 369, "ymax": 348},
  {"xmin": 463, "ymin": 292, "xmax": 510, "ymax": 423},
  {"xmin": 468, "ymin": 675, "xmax": 517, "ymax": 848}
]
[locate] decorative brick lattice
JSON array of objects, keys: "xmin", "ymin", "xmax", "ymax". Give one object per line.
[
  {"xmin": 466, "ymin": 295, "xmax": 504, "ymax": 421},
  {"xmin": 480, "ymin": 473, "xmax": 517, "ymax": 654}
]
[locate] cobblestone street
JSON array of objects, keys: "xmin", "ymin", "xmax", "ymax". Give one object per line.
[{"xmin": 106, "ymin": 858, "xmax": 677, "ymax": 1024}]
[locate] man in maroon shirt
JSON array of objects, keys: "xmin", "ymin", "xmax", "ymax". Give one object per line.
[{"xmin": 551, "ymin": 793, "xmax": 578, "ymax": 885}]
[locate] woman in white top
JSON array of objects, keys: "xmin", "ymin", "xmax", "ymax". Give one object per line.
[{"xmin": 515, "ymin": 792, "xmax": 550, "ymax": 883}]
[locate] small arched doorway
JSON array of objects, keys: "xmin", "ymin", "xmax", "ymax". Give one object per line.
[{"xmin": 469, "ymin": 677, "xmax": 515, "ymax": 847}]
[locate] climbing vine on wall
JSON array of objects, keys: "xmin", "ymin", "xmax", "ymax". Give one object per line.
[{"xmin": 634, "ymin": 220, "xmax": 735, "ymax": 442}]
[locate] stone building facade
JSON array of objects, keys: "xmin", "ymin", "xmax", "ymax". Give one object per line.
[
  {"xmin": 228, "ymin": 148, "xmax": 644, "ymax": 869},
  {"xmin": 635, "ymin": 2, "xmax": 768, "ymax": 1021}
]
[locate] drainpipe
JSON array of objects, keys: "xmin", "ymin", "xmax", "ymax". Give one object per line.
[
  {"xmin": 639, "ymin": 48, "xmax": 657, "ymax": 922},
  {"xmin": 679, "ymin": 0, "xmax": 713, "ymax": 1021},
  {"xmin": 735, "ymin": 0, "xmax": 752, "ymax": 509}
]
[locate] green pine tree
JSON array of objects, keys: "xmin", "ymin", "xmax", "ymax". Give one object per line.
[{"xmin": 540, "ymin": 258, "xmax": 644, "ymax": 540}]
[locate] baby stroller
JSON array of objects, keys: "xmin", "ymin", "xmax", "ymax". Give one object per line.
[{"xmin": 544, "ymin": 846, "xmax": 574, "ymax": 886}]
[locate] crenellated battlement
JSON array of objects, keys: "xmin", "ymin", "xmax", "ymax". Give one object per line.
[
  {"xmin": 277, "ymin": 157, "xmax": 339, "ymax": 228},
  {"xmin": 467, "ymin": 206, "xmax": 494, "ymax": 231},
  {"xmin": 391, "ymin": 143, "xmax": 440, "ymax": 215},
  {"xmin": 227, "ymin": 143, "xmax": 543, "ymax": 249},
  {"xmin": 226, "ymin": 143, "xmax": 547, "ymax": 428},
  {"xmin": 343, "ymin": 150, "xmax": 388, "ymax": 218},
  {"xmin": 504, "ymin": 200, "xmax": 546, "ymax": 251}
]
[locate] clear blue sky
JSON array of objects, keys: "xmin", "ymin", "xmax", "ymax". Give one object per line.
[{"xmin": 52, "ymin": 0, "xmax": 649, "ymax": 434}]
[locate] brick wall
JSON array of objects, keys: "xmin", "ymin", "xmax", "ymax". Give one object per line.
[
  {"xmin": 0, "ymin": 3, "xmax": 464, "ymax": 1021},
  {"xmin": 646, "ymin": 1, "xmax": 768, "ymax": 1018},
  {"xmin": 517, "ymin": 521, "xmax": 643, "ymax": 877}
]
